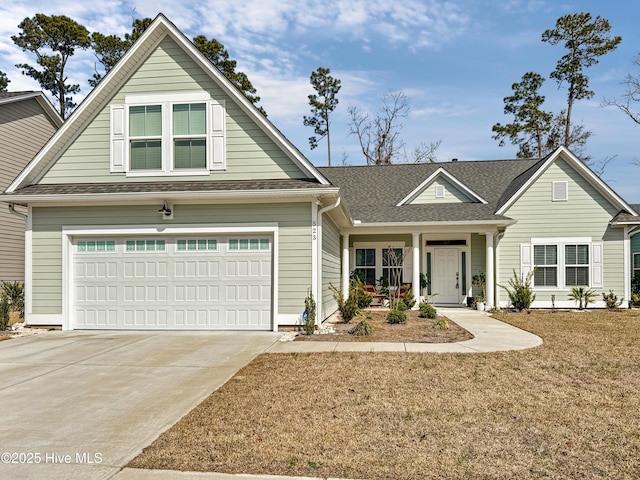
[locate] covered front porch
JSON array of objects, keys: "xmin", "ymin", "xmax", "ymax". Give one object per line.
[{"xmin": 340, "ymin": 228, "xmax": 499, "ymax": 309}]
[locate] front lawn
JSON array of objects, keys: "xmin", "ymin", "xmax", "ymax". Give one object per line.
[{"xmin": 129, "ymin": 309, "xmax": 640, "ymax": 479}]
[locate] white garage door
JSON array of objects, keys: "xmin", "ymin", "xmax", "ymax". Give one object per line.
[{"xmin": 72, "ymin": 236, "xmax": 272, "ymax": 330}]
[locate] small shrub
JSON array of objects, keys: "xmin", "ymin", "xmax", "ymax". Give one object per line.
[
  {"xmin": 329, "ymin": 284, "xmax": 359, "ymax": 323},
  {"xmin": 631, "ymin": 293, "xmax": 640, "ymax": 307},
  {"xmin": 632, "ymin": 272, "xmax": 640, "ymax": 296},
  {"xmin": 568, "ymin": 287, "xmax": 596, "ymax": 310},
  {"xmin": 0, "ymin": 297, "xmax": 9, "ymax": 331},
  {"xmin": 418, "ymin": 302, "xmax": 437, "ymax": 319},
  {"xmin": 390, "ymin": 299, "xmax": 408, "ymax": 311},
  {"xmin": 602, "ymin": 290, "xmax": 622, "ymax": 309},
  {"xmin": 304, "ymin": 289, "xmax": 316, "ymax": 335},
  {"xmin": 1, "ymin": 281, "xmax": 24, "ymax": 319},
  {"xmin": 434, "ymin": 317, "xmax": 449, "ymax": 329},
  {"xmin": 499, "ymin": 269, "xmax": 535, "ymax": 311},
  {"xmin": 351, "ymin": 279, "xmax": 373, "ymax": 309},
  {"xmin": 402, "ymin": 290, "xmax": 416, "ymax": 309},
  {"xmin": 349, "ymin": 319, "xmax": 374, "ymax": 336},
  {"xmin": 386, "ymin": 310, "xmax": 406, "ymax": 324}
]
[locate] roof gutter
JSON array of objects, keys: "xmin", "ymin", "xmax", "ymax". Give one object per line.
[
  {"xmin": 315, "ymin": 196, "xmax": 342, "ymax": 323},
  {"xmin": 7, "ymin": 203, "xmax": 28, "ymax": 220},
  {"xmin": 0, "ymin": 187, "xmax": 341, "ymax": 204}
]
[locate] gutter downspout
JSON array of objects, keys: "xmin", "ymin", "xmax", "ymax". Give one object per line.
[
  {"xmin": 8, "ymin": 203, "xmax": 28, "ymax": 220},
  {"xmin": 316, "ymin": 197, "xmax": 341, "ymax": 325}
]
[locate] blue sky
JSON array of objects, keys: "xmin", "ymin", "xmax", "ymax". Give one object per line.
[{"xmin": 1, "ymin": 0, "xmax": 639, "ymax": 202}]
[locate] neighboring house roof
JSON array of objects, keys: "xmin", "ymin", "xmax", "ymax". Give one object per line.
[
  {"xmin": 319, "ymin": 157, "xmax": 540, "ymax": 225},
  {"xmin": 6, "ymin": 14, "xmax": 328, "ymax": 193},
  {"xmin": 0, "ymin": 91, "xmax": 63, "ymax": 128}
]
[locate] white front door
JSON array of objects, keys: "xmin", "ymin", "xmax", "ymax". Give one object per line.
[{"xmin": 432, "ymin": 248, "xmax": 460, "ymax": 304}]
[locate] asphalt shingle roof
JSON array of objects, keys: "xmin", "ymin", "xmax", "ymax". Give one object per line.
[
  {"xmin": 318, "ymin": 158, "xmax": 542, "ymax": 224},
  {"xmin": 6, "ymin": 178, "xmax": 328, "ymax": 196}
]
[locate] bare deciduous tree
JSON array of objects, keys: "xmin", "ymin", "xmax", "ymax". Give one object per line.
[{"xmin": 348, "ymin": 90, "xmax": 409, "ymax": 165}]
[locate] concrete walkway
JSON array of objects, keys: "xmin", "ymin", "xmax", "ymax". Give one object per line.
[{"xmin": 265, "ymin": 307, "xmax": 543, "ymax": 354}]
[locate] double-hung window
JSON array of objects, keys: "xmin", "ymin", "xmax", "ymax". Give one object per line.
[
  {"xmin": 529, "ymin": 239, "xmax": 597, "ymax": 289},
  {"xmin": 565, "ymin": 244, "xmax": 589, "ymax": 286},
  {"xmin": 382, "ymin": 248, "xmax": 404, "ymax": 285},
  {"xmin": 634, "ymin": 253, "xmax": 640, "ymax": 277},
  {"xmin": 110, "ymin": 92, "xmax": 225, "ymax": 175},
  {"xmin": 129, "ymin": 105, "xmax": 162, "ymax": 170},
  {"xmin": 355, "ymin": 248, "xmax": 376, "ymax": 284},
  {"xmin": 173, "ymin": 103, "xmax": 206, "ymax": 169},
  {"xmin": 533, "ymin": 245, "xmax": 557, "ymax": 287}
]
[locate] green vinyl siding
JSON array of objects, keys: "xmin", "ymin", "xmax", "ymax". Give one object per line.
[
  {"xmin": 499, "ymin": 157, "xmax": 624, "ymax": 305},
  {"xmin": 30, "ymin": 202, "xmax": 311, "ymax": 316},
  {"xmin": 410, "ymin": 177, "xmax": 474, "ymax": 204},
  {"xmin": 40, "ymin": 36, "xmax": 309, "ymax": 184},
  {"xmin": 321, "ymin": 215, "xmax": 341, "ymax": 318}
]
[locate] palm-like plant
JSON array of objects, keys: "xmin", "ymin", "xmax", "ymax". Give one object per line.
[{"xmin": 568, "ymin": 287, "xmax": 596, "ymax": 310}]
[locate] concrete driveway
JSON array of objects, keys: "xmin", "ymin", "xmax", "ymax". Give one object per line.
[{"xmin": 0, "ymin": 330, "xmax": 282, "ymax": 480}]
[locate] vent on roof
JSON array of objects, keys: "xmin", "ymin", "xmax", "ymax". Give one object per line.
[
  {"xmin": 552, "ymin": 181, "xmax": 568, "ymax": 202},
  {"xmin": 451, "ymin": 158, "xmax": 458, "ymax": 162}
]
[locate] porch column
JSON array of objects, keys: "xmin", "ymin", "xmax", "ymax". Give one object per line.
[
  {"xmin": 412, "ymin": 233, "xmax": 420, "ymax": 309},
  {"xmin": 485, "ymin": 232, "xmax": 495, "ymax": 309},
  {"xmin": 342, "ymin": 234, "xmax": 350, "ymax": 298}
]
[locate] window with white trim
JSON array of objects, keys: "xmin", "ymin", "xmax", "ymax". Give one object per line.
[
  {"xmin": 565, "ymin": 244, "xmax": 589, "ymax": 286},
  {"xmin": 355, "ymin": 248, "xmax": 376, "ymax": 284},
  {"xmin": 533, "ymin": 245, "xmax": 557, "ymax": 287},
  {"xmin": 77, "ymin": 240, "xmax": 116, "ymax": 253},
  {"xmin": 125, "ymin": 240, "xmax": 166, "ymax": 252},
  {"xmin": 228, "ymin": 238, "xmax": 270, "ymax": 251},
  {"xmin": 529, "ymin": 239, "xmax": 597, "ymax": 289},
  {"xmin": 110, "ymin": 92, "xmax": 225, "ymax": 175},
  {"xmin": 177, "ymin": 239, "xmax": 217, "ymax": 251},
  {"xmin": 633, "ymin": 253, "xmax": 640, "ymax": 276},
  {"xmin": 382, "ymin": 248, "xmax": 404, "ymax": 284}
]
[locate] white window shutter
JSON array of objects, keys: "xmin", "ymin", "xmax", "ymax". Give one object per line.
[
  {"xmin": 110, "ymin": 105, "xmax": 126, "ymax": 172},
  {"xmin": 209, "ymin": 100, "xmax": 225, "ymax": 170},
  {"xmin": 591, "ymin": 242, "xmax": 603, "ymax": 288},
  {"xmin": 521, "ymin": 243, "xmax": 532, "ymax": 277}
]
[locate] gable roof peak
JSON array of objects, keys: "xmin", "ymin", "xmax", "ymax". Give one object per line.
[{"xmin": 6, "ymin": 13, "xmax": 329, "ymax": 191}]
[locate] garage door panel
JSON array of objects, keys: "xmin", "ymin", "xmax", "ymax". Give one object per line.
[{"xmin": 74, "ymin": 236, "xmax": 272, "ymax": 330}]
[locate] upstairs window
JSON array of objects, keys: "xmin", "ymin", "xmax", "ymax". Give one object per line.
[
  {"xmin": 129, "ymin": 105, "xmax": 162, "ymax": 170},
  {"xmin": 110, "ymin": 92, "xmax": 225, "ymax": 175},
  {"xmin": 173, "ymin": 103, "xmax": 206, "ymax": 169}
]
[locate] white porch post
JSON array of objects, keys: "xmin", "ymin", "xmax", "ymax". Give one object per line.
[
  {"xmin": 412, "ymin": 233, "xmax": 420, "ymax": 309},
  {"xmin": 342, "ymin": 234, "xmax": 350, "ymax": 298},
  {"xmin": 485, "ymin": 232, "xmax": 495, "ymax": 309},
  {"xmin": 624, "ymin": 226, "xmax": 630, "ymax": 306}
]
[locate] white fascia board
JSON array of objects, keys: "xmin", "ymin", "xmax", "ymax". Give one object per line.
[
  {"xmin": 0, "ymin": 187, "xmax": 340, "ymax": 205},
  {"xmin": 496, "ymin": 146, "xmax": 635, "ymax": 215}
]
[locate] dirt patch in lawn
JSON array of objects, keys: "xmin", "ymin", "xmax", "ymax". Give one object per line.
[
  {"xmin": 129, "ymin": 309, "xmax": 640, "ymax": 479},
  {"xmin": 295, "ymin": 308, "xmax": 473, "ymax": 343}
]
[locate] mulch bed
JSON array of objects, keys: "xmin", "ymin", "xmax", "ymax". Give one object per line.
[{"xmin": 294, "ymin": 308, "xmax": 473, "ymax": 343}]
